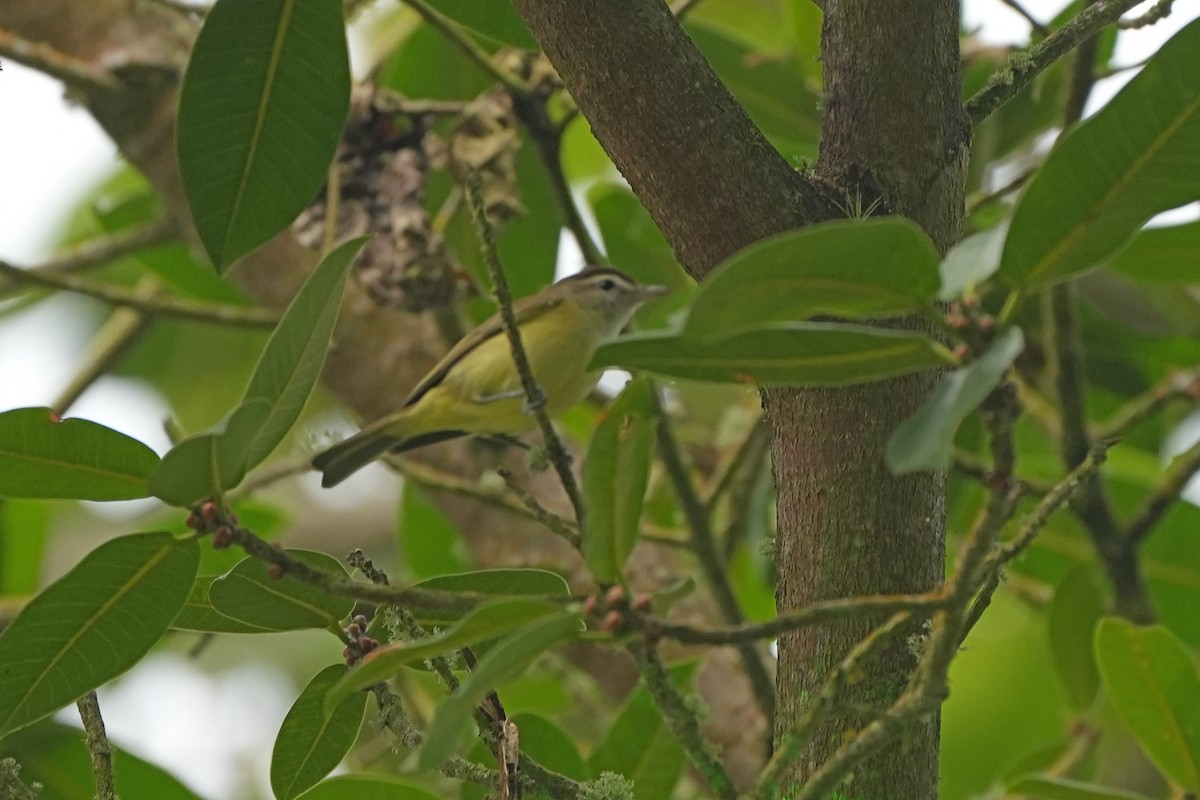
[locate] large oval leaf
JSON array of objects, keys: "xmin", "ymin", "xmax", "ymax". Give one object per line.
[
  {"xmin": 172, "ymin": 576, "xmax": 275, "ymax": 634},
  {"xmin": 583, "ymin": 378, "xmax": 657, "ymax": 583},
  {"xmin": 1094, "ymin": 617, "xmax": 1200, "ymax": 792},
  {"xmin": 147, "ymin": 399, "xmax": 270, "ymax": 507},
  {"xmin": 592, "ymin": 323, "xmax": 951, "ymax": 386},
  {"xmin": 999, "ymin": 18, "xmax": 1200, "ymax": 289},
  {"xmin": 0, "ymin": 532, "xmax": 200, "ymax": 737},
  {"xmin": 208, "ymin": 550, "xmax": 353, "ymax": 632},
  {"xmin": 177, "ymin": 0, "xmax": 350, "ymax": 270},
  {"xmin": 271, "ymin": 665, "xmax": 367, "ymax": 800},
  {"xmin": 422, "ymin": 0, "xmax": 537, "ymax": 48},
  {"xmin": 684, "ymin": 219, "xmax": 941, "ymax": 338},
  {"xmin": 241, "ymin": 236, "xmax": 368, "ymax": 469},
  {"xmin": 0, "ymin": 407, "xmax": 159, "ymax": 501},
  {"xmin": 886, "ymin": 327, "xmax": 1024, "ymax": 474}
]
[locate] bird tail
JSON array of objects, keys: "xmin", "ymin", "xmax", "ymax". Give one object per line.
[{"xmin": 311, "ymin": 426, "xmax": 404, "ymax": 488}]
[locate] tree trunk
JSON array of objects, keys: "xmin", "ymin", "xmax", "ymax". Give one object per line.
[{"xmin": 771, "ymin": 1, "xmax": 967, "ymax": 796}]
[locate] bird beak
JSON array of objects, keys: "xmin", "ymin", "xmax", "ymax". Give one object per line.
[{"xmin": 636, "ymin": 284, "xmax": 670, "ymax": 299}]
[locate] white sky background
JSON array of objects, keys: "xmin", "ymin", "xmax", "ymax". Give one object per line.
[{"xmin": 1, "ymin": 2, "xmax": 1199, "ymax": 798}]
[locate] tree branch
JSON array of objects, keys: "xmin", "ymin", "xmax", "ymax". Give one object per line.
[
  {"xmin": 512, "ymin": 0, "xmax": 840, "ymax": 279},
  {"xmin": 0, "ymin": 27, "xmax": 119, "ymax": 92},
  {"xmin": 645, "ymin": 593, "xmax": 947, "ymax": 646},
  {"xmin": 965, "ymin": 0, "xmax": 1151, "ymax": 125},
  {"xmin": 653, "ymin": 391, "xmax": 777, "ymax": 730},
  {"xmin": 1125, "ymin": 436, "xmax": 1200, "ymax": 546},
  {"xmin": 0, "ymin": 258, "xmax": 279, "ymax": 328},
  {"xmin": 463, "ymin": 172, "xmax": 586, "ymax": 524},
  {"xmin": 76, "ymin": 692, "xmax": 117, "ymax": 800}
]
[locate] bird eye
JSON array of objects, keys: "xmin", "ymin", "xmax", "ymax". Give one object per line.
[{"xmin": 598, "ymin": 278, "xmax": 616, "ymax": 291}]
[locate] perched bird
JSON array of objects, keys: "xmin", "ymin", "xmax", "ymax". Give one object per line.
[{"xmin": 312, "ymin": 268, "xmax": 667, "ymax": 487}]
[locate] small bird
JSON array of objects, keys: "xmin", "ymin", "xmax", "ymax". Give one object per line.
[{"xmin": 312, "ymin": 268, "xmax": 667, "ymax": 487}]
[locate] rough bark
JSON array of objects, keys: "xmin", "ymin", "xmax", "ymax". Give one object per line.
[
  {"xmin": 515, "ymin": 1, "xmax": 965, "ymax": 796},
  {"xmin": 770, "ymin": 1, "xmax": 967, "ymax": 796}
]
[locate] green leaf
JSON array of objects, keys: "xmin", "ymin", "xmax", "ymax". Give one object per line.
[
  {"xmin": 0, "ymin": 407, "xmax": 159, "ymax": 501},
  {"xmin": 172, "ymin": 576, "xmax": 275, "ymax": 634},
  {"xmin": 999, "ymin": 18, "xmax": 1200, "ymax": 289},
  {"xmin": 147, "ymin": 399, "xmax": 271, "ymax": 507},
  {"xmin": 177, "ymin": 0, "xmax": 350, "ymax": 270},
  {"xmin": 1094, "ymin": 617, "xmax": 1200, "ymax": 791},
  {"xmin": 0, "ymin": 499, "xmax": 51, "ymax": 594},
  {"xmin": 296, "ymin": 776, "xmax": 441, "ymax": 800},
  {"xmin": 939, "ymin": 221, "xmax": 1010, "ymax": 300},
  {"xmin": 208, "ymin": 549, "xmax": 353, "ymax": 632},
  {"xmin": 1048, "ymin": 567, "xmax": 1105, "ymax": 712},
  {"xmin": 421, "ymin": 0, "xmax": 537, "ymax": 48},
  {"xmin": 593, "ymin": 323, "xmax": 951, "ymax": 386},
  {"xmin": 1006, "ymin": 776, "xmax": 1153, "ymax": 800},
  {"xmin": 411, "ymin": 569, "xmax": 571, "ymax": 625},
  {"xmin": 686, "ymin": 219, "xmax": 936, "ymax": 340},
  {"xmin": 271, "ymin": 665, "xmax": 367, "ymax": 800},
  {"xmin": 0, "ymin": 532, "xmax": 200, "ymax": 737},
  {"xmin": 685, "ymin": 219, "xmax": 941, "ymax": 338},
  {"xmin": 0, "ymin": 721, "xmax": 205, "ymax": 800},
  {"xmin": 886, "ymin": 327, "xmax": 1025, "ymax": 474},
  {"xmin": 584, "ymin": 378, "xmax": 657, "ymax": 583},
  {"xmin": 588, "ymin": 662, "xmax": 695, "ymax": 800},
  {"xmin": 242, "ymin": 236, "xmax": 368, "ymax": 469},
  {"xmin": 1106, "ymin": 221, "xmax": 1200, "ymax": 283},
  {"xmin": 326, "ymin": 598, "xmax": 565, "ymax": 712},
  {"xmin": 418, "ymin": 613, "xmax": 581, "ymax": 770}
]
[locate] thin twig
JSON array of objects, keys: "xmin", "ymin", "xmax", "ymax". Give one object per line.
[
  {"xmin": 375, "ymin": 90, "xmax": 470, "ymax": 117},
  {"xmin": 53, "ymin": 283, "xmax": 157, "ymax": 415},
  {"xmin": 998, "ymin": 0, "xmax": 1050, "ymax": 37},
  {"xmin": 0, "ymin": 259, "xmax": 279, "ymax": 328},
  {"xmin": 463, "ymin": 172, "xmax": 586, "ymax": 524},
  {"xmin": 755, "ymin": 613, "xmax": 912, "ymax": 800},
  {"xmin": 0, "ymin": 218, "xmax": 176, "ymax": 296},
  {"xmin": 953, "ymin": 449, "xmax": 1054, "ymax": 497},
  {"xmin": 399, "ymin": 0, "xmax": 534, "ymax": 96},
  {"xmin": 631, "ymin": 639, "xmax": 739, "ymax": 800},
  {"xmin": 497, "ymin": 468, "xmax": 582, "ymax": 548},
  {"xmin": 0, "ymin": 28, "xmax": 120, "ymax": 92},
  {"xmin": 962, "ymin": 441, "xmax": 1112, "ymax": 640},
  {"xmin": 1118, "ymin": 0, "xmax": 1174, "ymax": 28},
  {"xmin": 510, "ymin": 93, "xmax": 606, "ymax": 266},
  {"xmin": 1095, "ymin": 367, "xmax": 1200, "ymax": 442},
  {"xmin": 646, "ymin": 593, "xmax": 947, "ymax": 646},
  {"xmin": 967, "ymin": 167, "xmax": 1036, "ymax": 215},
  {"xmin": 965, "ymin": 0, "xmax": 1151, "ymax": 125},
  {"xmin": 652, "ymin": 388, "xmax": 777, "ymax": 728},
  {"xmin": 703, "ymin": 418, "xmax": 768, "ymax": 513},
  {"xmin": 1125, "ymin": 436, "xmax": 1200, "ymax": 546},
  {"xmin": 77, "ymin": 692, "xmax": 117, "ymax": 800},
  {"xmin": 226, "ymin": 524, "xmax": 503, "ymax": 613}
]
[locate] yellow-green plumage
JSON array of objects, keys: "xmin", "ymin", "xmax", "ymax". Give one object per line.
[{"xmin": 312, "ymin": 268, "xmax": 666, "ymax": 488}]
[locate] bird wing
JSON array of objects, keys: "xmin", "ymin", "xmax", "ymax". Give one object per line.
[{"xmin": 402, "ymin": 294, "xmax": 565, "ymax": 407}]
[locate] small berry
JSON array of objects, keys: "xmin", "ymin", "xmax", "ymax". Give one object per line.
[
  {"xmin": 602, "ymin": 610, "xmax": 623, "ymax": 633},
  {"xmin": 186, "ymin": 511, "xmax": 202, "ymax": 530},
  {"xmin": 200, "ymin": 501, "xmax": 218, "ymax": 525},
  {"xmin": 604, "ymin": 585, "xmax": 626, "ymax": 608},
  {"xmin": 211, "ymin": 526, "xmax": 232, "ymax": 549},
  {"xmin": 632, "ymin": 594, "xmax": 653, "ymax": 613},
  {"xmin": 583, "ymin": 595, "xmax": 599, "ymax": 616},
  {"xmin": 347, "ymin": 622, "xmax": 361, "ymax": 637},
  {"xmin": 354, "ymin": 614, "xmax": 368, "ymax": 627},
  {"xmin": 267, "ymin": 563, "xmax": 284, "ymax": 580}
]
